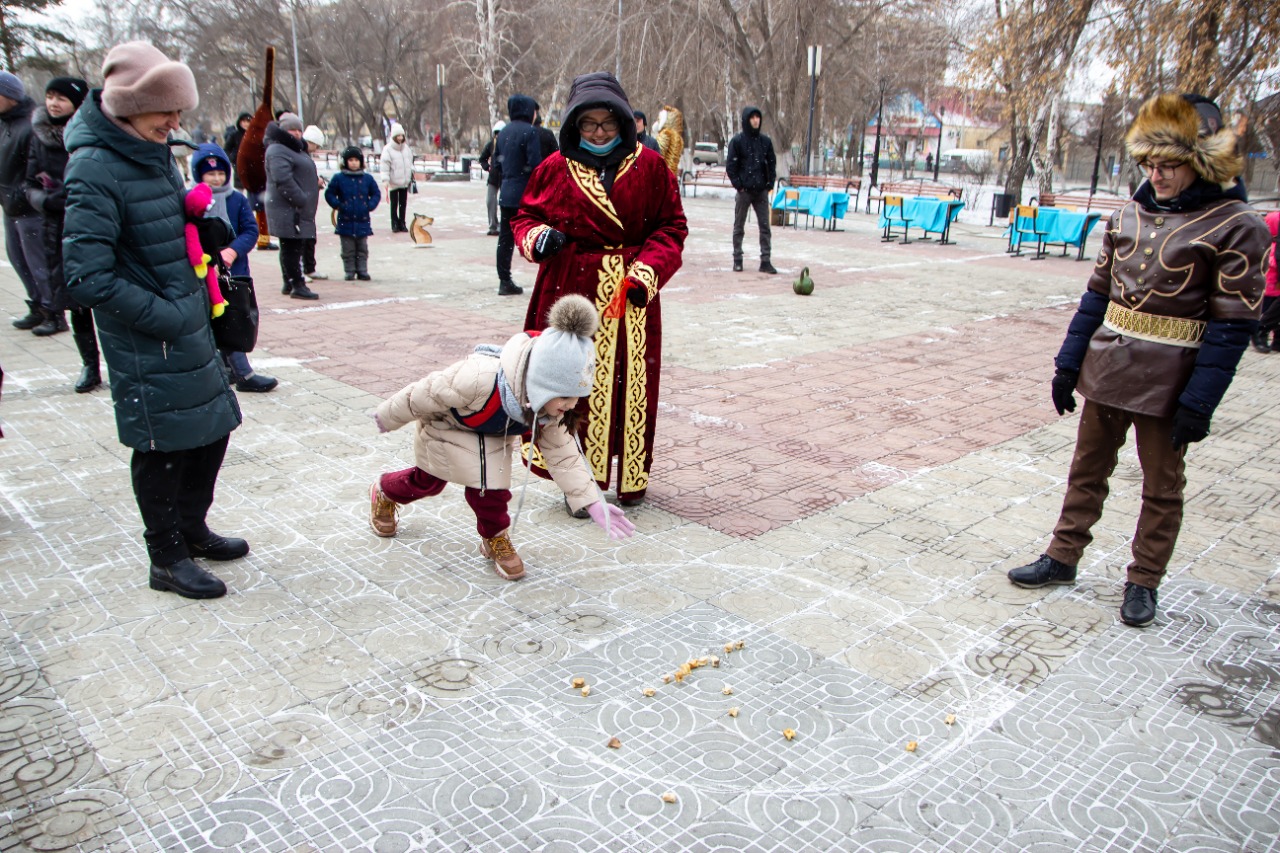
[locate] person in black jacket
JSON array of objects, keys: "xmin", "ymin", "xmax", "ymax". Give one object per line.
[
  {"xmin": 495, "ymin": 94, "xmax": 544, "ymax": 296},
  {"xmin": 1, "ymin": 72, "xmax": 55, "ymax": 331},
  {"xmin": 26, "ymin": 77, "xmax": 99, "ymax": 385},
  {"xmin": 634, "ymin": 110, "xmax": 660, "ymax": 152},
  {"xmin": 534, "ymin": 106, "xmax": 558, "ymax": 159},
  {"xmin": 478, "ymin": 120, "xmax": 504, "ymax": 236},
  {"xmin": 224, "ymin": 112, "xmax": 251, "ymax": 188},
  {"xmin": 725, "ymin": 105, "xmax": 777, "ymax": 274}
]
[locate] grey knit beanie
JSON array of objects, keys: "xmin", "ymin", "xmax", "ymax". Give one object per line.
[
  {"xmin": 524, "ymin": 295, "xmax": 598, "ymax": 416},
  {"xmin": 0, "ymin": 71, "xmax": 25, "ymax": 102},
  {"xmin": 278, "ymin": 112, "xmax": 303, "ymax": 133}
]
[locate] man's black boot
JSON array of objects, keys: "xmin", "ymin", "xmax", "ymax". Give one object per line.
[
  {"xmin": 31, "ymin": 309, "xmax": 67, "ymax": 336},
  {"xmin": 149, "ymin": 559, "xmax": 227, "ymax": 599},
  {"xmin": 290, "ymin": 282, "xmax": 320, "ymax": 300},
  {"xmin": 1252, "ymin": 330, "xmax": 1271, "ymax": 353},
  {"xmin": 1120, "ymin": 582, "xmax": 1158, "ymax": 627},
  {"xmin": 12, "ymin": 301, "xmax": 41, "ymax": 330},
  {"xmin": 497, "ymin": 279, "xmax": 523, "ymax": 296},
  {"xmin": 75, "ymin": 363, "xmax": 102, "ymax": 393},
  {"xmin": 71, "ymin": 315, "xmax": 102, "ymax": 392},
  {"xmin": 187, "ymin": 533, "xmax": 250, "ymax": 561},
  {"xmin": 732, "ymin": 259, "xmax": 743, "ymax": 272},
  {"xmin": 759, "ymin": 261, "xmax": 778, "ymax": 274},
  {"xmin": 1007, "ymin": 553, "xmax": 1077, "ymax": 588}
]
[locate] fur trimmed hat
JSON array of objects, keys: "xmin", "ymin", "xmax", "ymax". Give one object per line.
[
  {"xmin": 1125, "ymin": 93, "xmax": 1242, "ymax": 185},
  {"xmin": 524, "ymin": 295, "xmax": 598, "ymax": 417},
  {"xmin": 101, "ymin": 41, "xmax": 198, "ymax": 117}
]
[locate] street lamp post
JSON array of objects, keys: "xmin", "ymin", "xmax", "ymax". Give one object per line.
[
  {"xmin": 436, "ymin": 64, "xmax": 445, "ymax": 156},
  {"xmin": 804, "ymin": 45, "xmax": 822, "ymax": 176},
  {"xmin": 289, "ymin": 5, "xmax": 303, "ymax": 122},
  {"xmin": 932, "ymin": 105, "xmax": 944, "ymax": 182}
]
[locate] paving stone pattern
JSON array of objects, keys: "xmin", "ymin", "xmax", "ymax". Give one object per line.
[{"xmin": 1, "ymin": 180, "xmax": 1278, "ymax": 851}]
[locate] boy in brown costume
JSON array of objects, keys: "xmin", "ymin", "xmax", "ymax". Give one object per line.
[{"xmin": 1007, "ymin": 94, "xmax": 1268, "ymax": 627}]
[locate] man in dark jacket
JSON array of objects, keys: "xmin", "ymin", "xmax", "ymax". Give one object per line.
[
  {"xmin": 64, "ymin": 42, "xmax": 245, "ymax": 600},
  {"xmin": 224, "ymin": 111, "xmax": 251, "ymax": 189},
  {"xmin": 534, "ymin": 106, "xmax": 558, "ymax": 159},
  {"xmin": 1006, "ymin": 94, "xmax": 1267, "ymax": 628},
  {"xmin": 634, "ymin": 110, "xmax": 660, "ymax": 152},
  {"xmin": 495, "ymin": 94, "xmax": 544, "ymax": 295},
  {"xmin": 725, "ymin": 105, "xmax": 777, "ymax": 274},
  {"xmin": 0, "ymin": 72, "xmax": 54, "ymax": 331},
  {"xmin": 478, "ymin": 120, "xmax": 504, "ymax": 236}
]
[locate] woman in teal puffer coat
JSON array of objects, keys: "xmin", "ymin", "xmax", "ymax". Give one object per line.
[{"xmin": 63, "ymin": 42, "xmax": 244, "ymax": 600}]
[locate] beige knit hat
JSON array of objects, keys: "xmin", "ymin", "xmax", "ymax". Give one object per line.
[{"xmin": 101, "ymin": 41, "xmax": 198, "ymax": 117}]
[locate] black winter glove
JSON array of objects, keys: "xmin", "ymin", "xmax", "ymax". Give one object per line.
[
  {"xmin": 1170, "ymin": 406, "xmax": 1211, "ymax": 449},
  {"xmin": 626, "ymin": 280, "xmax": 648, "ymax": 307},
  {"xmin": 533, "ymin": 228, "xmax": 566, "ymax": 261},
  {"xmin": 1051, "ymin": 368, "xmax": 1079, "ymax": 416}
]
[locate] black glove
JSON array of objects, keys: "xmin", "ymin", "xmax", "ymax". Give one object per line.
[
  {"xmin": 1051, "ymin": 368, "xmax": 1078, "ymax": 416},
  {"xmin": 1170, "ymin": 406, "xmax": 1211, "ymax": 449},
  {"xmin": 626, "ymin": 280, "xmax": 648, "ymax": 307},
  {"xmin": 533, "ymin": 227, "xmax": 566, "ymax": 260}
]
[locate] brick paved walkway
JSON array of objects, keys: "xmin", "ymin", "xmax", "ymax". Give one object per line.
[{"xmin": 1, "ymin": 179, "xmax": 1277, "ymax": 851}]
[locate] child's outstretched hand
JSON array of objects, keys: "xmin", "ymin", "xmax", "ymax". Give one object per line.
[
  {"xmin": 370, "ymin": 409, "xmax": 389, "ymax": 433},
  {"xmin": 585, "ymin": 501, "xmax": 635, "ymax": 540}
]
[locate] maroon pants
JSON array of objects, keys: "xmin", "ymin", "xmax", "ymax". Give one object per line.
[
  {"xmin": 379, "ymin": 467, "xmax": 511, "ymax": 539},
  {"xmin": 1046, "ymin": 400, "xmax": 1187, "ymax": 589}
]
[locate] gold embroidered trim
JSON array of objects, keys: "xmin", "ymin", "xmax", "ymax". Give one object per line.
[
  {"xmin": 615, "ymin": 146, "xmax": 640, "ymax": 182},
  {"xmin": 620, "ymin": 297, "xmax": 649, "ymax": 494},
  {"xmin": 522, "ymin": 439, "xmax": 548, "ymax": 471},
  {"xmin": 567, "ymin": 160, "xmax": 622, "ymax": 229},
  {"xmin": 521, "ymin": 224, "xmax": 550, "ymax": 262},
  {"xmin": 1103, "ymin": 301, "xmax": 1205, "ymax": 348},
  {"xmin": 586, "ymin": 255, "xmax": 626, "ymax": 481},
  {"xmin": 627, "ymin": 260, "xmax": 659, "ymax": 300}
]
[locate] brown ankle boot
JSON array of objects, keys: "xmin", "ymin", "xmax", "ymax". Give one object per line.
[
  {"xmin": 369, "ymin": 483, "xmax": 399, "ymax": 537},
  {"xmin": 479, "ymin": 532, "xmax": 525, "ymax": 580}
]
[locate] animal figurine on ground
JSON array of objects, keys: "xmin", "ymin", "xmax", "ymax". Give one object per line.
[{"xmin": 410, "ymin": 213, "xmax": 434, "ymax": 245}]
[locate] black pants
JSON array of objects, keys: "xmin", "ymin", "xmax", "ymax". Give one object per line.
[
  {"xmin": 302, "ymin": 237, "xmax": 317, "ymax": 276},
  {"xmin": 131, "ymin": 435, "xmax": 230, "ymax": 567},
  {"xmin": 496, "ymin": 205, "xmax": 518, "ymax": 284},
  {"xmin": 389, "ymin": 188, "xmax": 408, "ymax": 231},
  {"xmin": 279, "ymin": 237, "xmax": 306, "ymax": 290},
  {"xmin": 732, "ymin": 189, "xmax": 772, "ymax": 264}
]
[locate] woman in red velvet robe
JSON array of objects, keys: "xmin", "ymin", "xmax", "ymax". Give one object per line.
[{"xmin": 513, "ymin": 72, "xmax": 687, "ymax": 508}]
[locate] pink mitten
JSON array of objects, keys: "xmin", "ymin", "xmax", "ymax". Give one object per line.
[{"xmin": 585, "ymin": 501, "xmax": 636, "ymax": 540}]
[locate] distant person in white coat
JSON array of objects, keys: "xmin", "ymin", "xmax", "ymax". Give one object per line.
[{"xmin": 379, "ymin": 122, "xmax": 414, "ymax": 233}]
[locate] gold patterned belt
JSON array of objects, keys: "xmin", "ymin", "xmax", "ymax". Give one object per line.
[{"xmin": 1103, "ymin": 301, "xmax": 1205, "ymax": 349}]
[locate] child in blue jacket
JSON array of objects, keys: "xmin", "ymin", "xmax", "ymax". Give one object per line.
[
  {"xmin": 324, "ymin": 146, "xmax": 381, "ymax": 280},
  {"xmin": 192, "ymin": 144, "xmax": 277, "ymax": 392}
]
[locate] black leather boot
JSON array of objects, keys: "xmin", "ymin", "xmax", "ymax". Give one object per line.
[
  {"xmin": 1007, "ymin": 553, "xmax": 1077, "ymax": 588},
  {"xmin": 71, "ymin": 311, "xmax": 102, "ymax": 392},
  {"xmin": 149, "ymin": 559, "xmax": 227, "ymax": 598},
  {"xmin": 290, "ymin": 282, "xmax": 320, "ymax": 300},
  {"xmin": 12, "ymin": 301, "xmax": 41, "ymax": 330},
  {"xmin": 31, "ymin": 309, "xmax": 68, "ymax": 336},
  {"xmin": 497, "ymin": 279, "xmax": 523, "ymax": 296},
  {"xmin": 75, "ymin": 364, "xmax": 102, "ymax": 393},
  {"xmin": 186, "ymin": 533, "xmax": 250, "ymax": 561}
]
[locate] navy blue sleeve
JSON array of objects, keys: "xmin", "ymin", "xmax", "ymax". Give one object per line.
[
  {"xmin": 227, "ymin": 192, "xmax": 258, "ymax": 261},
  {"xmin": 1178, "ymin": 318, "xmax": 1257, "ymax": 416},
  {"xmin": 1054, "ymin": 289, "xmax": 1109, "ymax": 372}
]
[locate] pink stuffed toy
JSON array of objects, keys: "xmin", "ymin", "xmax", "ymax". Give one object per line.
[{"xmin": 184, "ymin": 183, "xmax": 227, "ymax": 318}]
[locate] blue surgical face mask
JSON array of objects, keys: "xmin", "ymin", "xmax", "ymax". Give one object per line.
[{"xmin": 581, "ymin": 135, "xmax": 621, "ymax": 155}]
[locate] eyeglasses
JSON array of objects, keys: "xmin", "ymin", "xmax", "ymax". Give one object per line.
[
  {"xmin": 1140, "ymin": 161, "xmax": 1186, "ymax": 177},
  {"xmin": 577, "ymin": 118, "xmax": 619, "ymax": 134}
]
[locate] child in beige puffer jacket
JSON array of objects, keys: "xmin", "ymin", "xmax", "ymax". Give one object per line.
[{"xmin": 370, "ymin": 294, "xmax": 634, "ymax": 580}]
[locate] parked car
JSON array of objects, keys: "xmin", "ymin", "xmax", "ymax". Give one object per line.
[{"xmin": 692, "ymin": 142, "xmax": 723, "ymax": 166}]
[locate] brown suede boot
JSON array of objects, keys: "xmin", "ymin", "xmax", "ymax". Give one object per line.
[
  {"xmin": 479, "ymin": 532, "xmax": 525, "ymax": 580},
  {"xmin": 369, "ymin": 483, "xmax": 399, "ymax": 537}
]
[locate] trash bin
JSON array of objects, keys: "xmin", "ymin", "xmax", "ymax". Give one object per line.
[
  {"xmin": 461, "ymin": 156, "xmax": 473, "ymax": 173},
  {"xmin": 990, "ymin": 192, "xmax": 1015, "ymax": 226}
]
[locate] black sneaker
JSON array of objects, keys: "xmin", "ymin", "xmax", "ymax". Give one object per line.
[
  {"xmin": 281, "ymin": 282, "xmax": 293, "ymax": 295},
  {"xmin": 356, "ymin": 274, "xmax": 371, "ymax": 281},
  {"xmin": 732, "ymin": 260, "xmax": 743, "ymax": 272},
  {"xmin": 1120, "ymin": 582, "xmax": 1157, "ymax": 627},
  {"xmin": 1007, "ymin": 553, "xmax": 1077, "ymax": 588},
  {"xmin": 1252, "ymin": 331, "xmax": 1272, "ymax": 354},
  {"xmin": 497, "ymin": 280, "xmax": 523, "ymax": 296},
  {"xmin": 759, "ymin": 262, "xmax": 778, "ymax": 274},
  {"xmin": 149, "ymin": 558, "xmax": 227, "ymax": 598},
  {"xmin": 290, "ymin": 283, "xmax": 320, "ymax": 300},
  {"xmin": 11, "ymin": 307, "xmax": 41, "ymax": 330}
]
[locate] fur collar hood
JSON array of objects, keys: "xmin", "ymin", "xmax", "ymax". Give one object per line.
[
  {"xmin": 1125, "ymin": 94, "xmax": 1242, "ymax": 185},
  {"xmin": 265, "ymin": 120, "xmax": 306, "ymax": 153},
  {"xmin": 31, "ymin": 106, "xmax": 67, "ymax": 149}
]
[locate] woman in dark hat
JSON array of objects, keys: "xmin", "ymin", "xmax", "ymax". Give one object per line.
[{"xmin": 512, "ymin": 71, "xmax": 688, "ymax": 510}]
